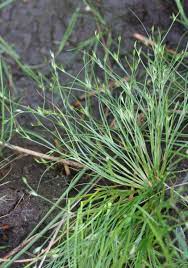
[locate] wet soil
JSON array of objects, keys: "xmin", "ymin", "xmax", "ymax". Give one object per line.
[
  {"xmin": 0, "ymin": 0, "xmax": 187, "ymax": 260},
  {"xmin": 0, "ymin": 144, "xmax": 68, "ymax": 256}
]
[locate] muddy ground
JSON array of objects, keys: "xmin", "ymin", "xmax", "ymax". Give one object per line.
[{"xmin": 0, "ymin": 0, "xmax": 187, "ymax": 260}]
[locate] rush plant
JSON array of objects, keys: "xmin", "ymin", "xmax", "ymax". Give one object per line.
[{"xmin": 10, "ymin": 37, "xmax": 188, "ymax": 267}]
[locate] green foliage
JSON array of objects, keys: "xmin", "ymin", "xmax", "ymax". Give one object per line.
[
  {"xmin": 0, "ymin": 0, "xmax": 15, "ymax": 10},
  {"xmin": 57, "ymin": 8, "xmax": 80, "ymax": 55},
  {"xmin": 174, "ymin": 0, "xmax": 188, "ymax": 28},
  {"xmin": 0, "ymin": 60, "xmax": 14, "ymax": 143},
  {"xmin": 18, "ymin": 41, "xmax": 188, "ymax": 189},
  {"xmin": 11, "ymin": 37, "xmax": 188, "ymax": 267},
  {"xmin": 43, "ymin": 186, "xmax": 187, "ymax": 268},
  {"xmin": 0, "ymin": 1, "xmax": 187, "ymax": 266}
]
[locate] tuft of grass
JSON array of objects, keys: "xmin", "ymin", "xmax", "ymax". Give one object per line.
[
  {"xmin": 17, "ymin": 40, "xmax": 188, "ymax": 189},
  {"xmin": 9, "ymin": 36, "xmax": 188, "ymax": 267},
  {"xmin": 41, "ymin": 185, "xmax": 188, "ymax": 268}
]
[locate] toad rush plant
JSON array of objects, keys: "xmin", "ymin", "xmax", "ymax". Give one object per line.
[{"xmin": 10, "ymin": 38, "xmax": 188, "ymax": 267}]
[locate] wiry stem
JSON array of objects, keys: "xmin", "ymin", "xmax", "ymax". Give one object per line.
[{"xmin": 0, "ymin": 141, "xmax": 84, "ymax": 168}]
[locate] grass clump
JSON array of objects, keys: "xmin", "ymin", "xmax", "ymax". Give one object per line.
[
  {"xmin": 6, "ymin": 38, "xmax": 188, "ymax": 266},
  {"xmin": 18, "ymin": 40, "xmax": 188, "ymax": 188},
  {"xmin": 45, "ymin": 185, "xmax": 187, "ymax": 268}
]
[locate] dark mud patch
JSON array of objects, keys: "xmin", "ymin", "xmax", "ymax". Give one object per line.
[
  {"xmin": 0, "ymin": 0, "xmax": 187, "ymax": 260},
  {"xmin": 0, "ymin": 187, "xmax": 42, "ymax": 250},
  {"xmin": 0, "ymin": 142, "xmax": 69, "ymax": 255}
]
